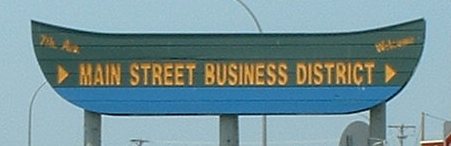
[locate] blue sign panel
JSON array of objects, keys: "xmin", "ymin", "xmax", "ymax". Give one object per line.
[{"xmin": 32, "ymin": 19, "xmax": 425, "ymax": 115}]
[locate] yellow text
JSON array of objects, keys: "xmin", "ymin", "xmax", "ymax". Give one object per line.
[
  {"xmin": 79, "ymin": 63, "xmax": 121, "ymax": 86},
  {"xmin": 375, "ymin": 36, "xmax": 415, "ymax": 53},
  {"xmin": 204, "ymin": 62, "xmax": 288, "ymax": 86},
  {"xmin": 129, "ymin": 62, "xmax": 196, "ymax": 86},
  {"xmin": 296, "ymin": 61, "xmax": 375, "ymax": 86}
]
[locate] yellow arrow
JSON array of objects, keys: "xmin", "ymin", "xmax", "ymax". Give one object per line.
[
  {"xmin": 57, "ymin": 65, "xmax": 69, "ymax": 84},
  {"xmin": 385, "ymin": 64, "xmax": 397, "ymax": 83}
]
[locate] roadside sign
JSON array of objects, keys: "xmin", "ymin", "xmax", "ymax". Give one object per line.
[{"xmin": 32, "ymin": 19, "xmax": 425, "ymax": 115}]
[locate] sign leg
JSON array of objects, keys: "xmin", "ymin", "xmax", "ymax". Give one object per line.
[
  {"xmin": 84, "ymin": 110, "xmax": 101, "ymax": 146},
  {"xmin": 220, "ymin": 115, "xmax": 239, "ymax": 146},
  {"xmin": 369, "ymin": 102, "xmax": 386, "ymax": 145}
]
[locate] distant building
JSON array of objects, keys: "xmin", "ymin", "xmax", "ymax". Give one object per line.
[
  {"xmin": 420, "ymin": 140, "xmax": 443, "ymax": 146},
  {"xmin": 420, "ymin": 120, "xmax": 451, "ymax": 146},
  {"xmin": 420, "ymin": 131, "xmax": 451, "ymax": 146}
]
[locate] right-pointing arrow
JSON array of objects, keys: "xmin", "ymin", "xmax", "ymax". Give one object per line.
[
  {"xmin": 57, "ymin": 65, "xmax": 69, "ymax": 84},
  {"xmin": 385, "ymin": 64, "xmax": 397, "ymax": 83}
]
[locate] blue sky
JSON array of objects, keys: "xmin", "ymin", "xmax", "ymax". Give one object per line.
[{"xmin": 1, "ymin": 0, "xmax": 451, "ymax": 146}]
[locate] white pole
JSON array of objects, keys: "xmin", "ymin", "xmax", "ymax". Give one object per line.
[{"xmin": 28, "ymin": 82, "xmax": 46, "ymax": 146}]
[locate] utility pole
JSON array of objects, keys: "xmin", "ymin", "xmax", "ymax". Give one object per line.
[
  {"xmin": 388, "ymin": 124, "xmax": 415, "ymax": 146},
  {"xmin": 420, "ymin": 112, "xmax": 425, "ymax": 141}
]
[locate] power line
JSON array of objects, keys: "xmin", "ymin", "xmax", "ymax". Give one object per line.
[{"xmin": 425, "ymin": 113, "xmax": 448, "ymax": 122}]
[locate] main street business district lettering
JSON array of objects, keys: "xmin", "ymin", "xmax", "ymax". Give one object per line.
[
  {"xmin": 77, "ymin": 61, "xmax": 375, "ymax": 86},
  {"xmin": 40, "ymin": 34, "xmax": 409, "ymax": 87}
]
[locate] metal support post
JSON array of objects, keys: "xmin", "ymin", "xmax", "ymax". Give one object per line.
[
  {"xmin": 220, "ymin": 115, "xmax": 239, "ymax": 146},
  {"xmin": 84, "ymin": 110, "xmax": 101, "ymax": 146},
  {"xmin": 369, "ymin": 102, "xmax": 386, "ymax": 146}
]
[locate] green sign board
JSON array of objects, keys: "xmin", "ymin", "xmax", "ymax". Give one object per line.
[{"xmin": 32, "ymin": 19, "xmax": 425, "ymax": 115}]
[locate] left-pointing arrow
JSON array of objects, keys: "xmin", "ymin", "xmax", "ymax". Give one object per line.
[{"xmin": 57, "ymin": 65, "xmax": 69, "ymax": 84}]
